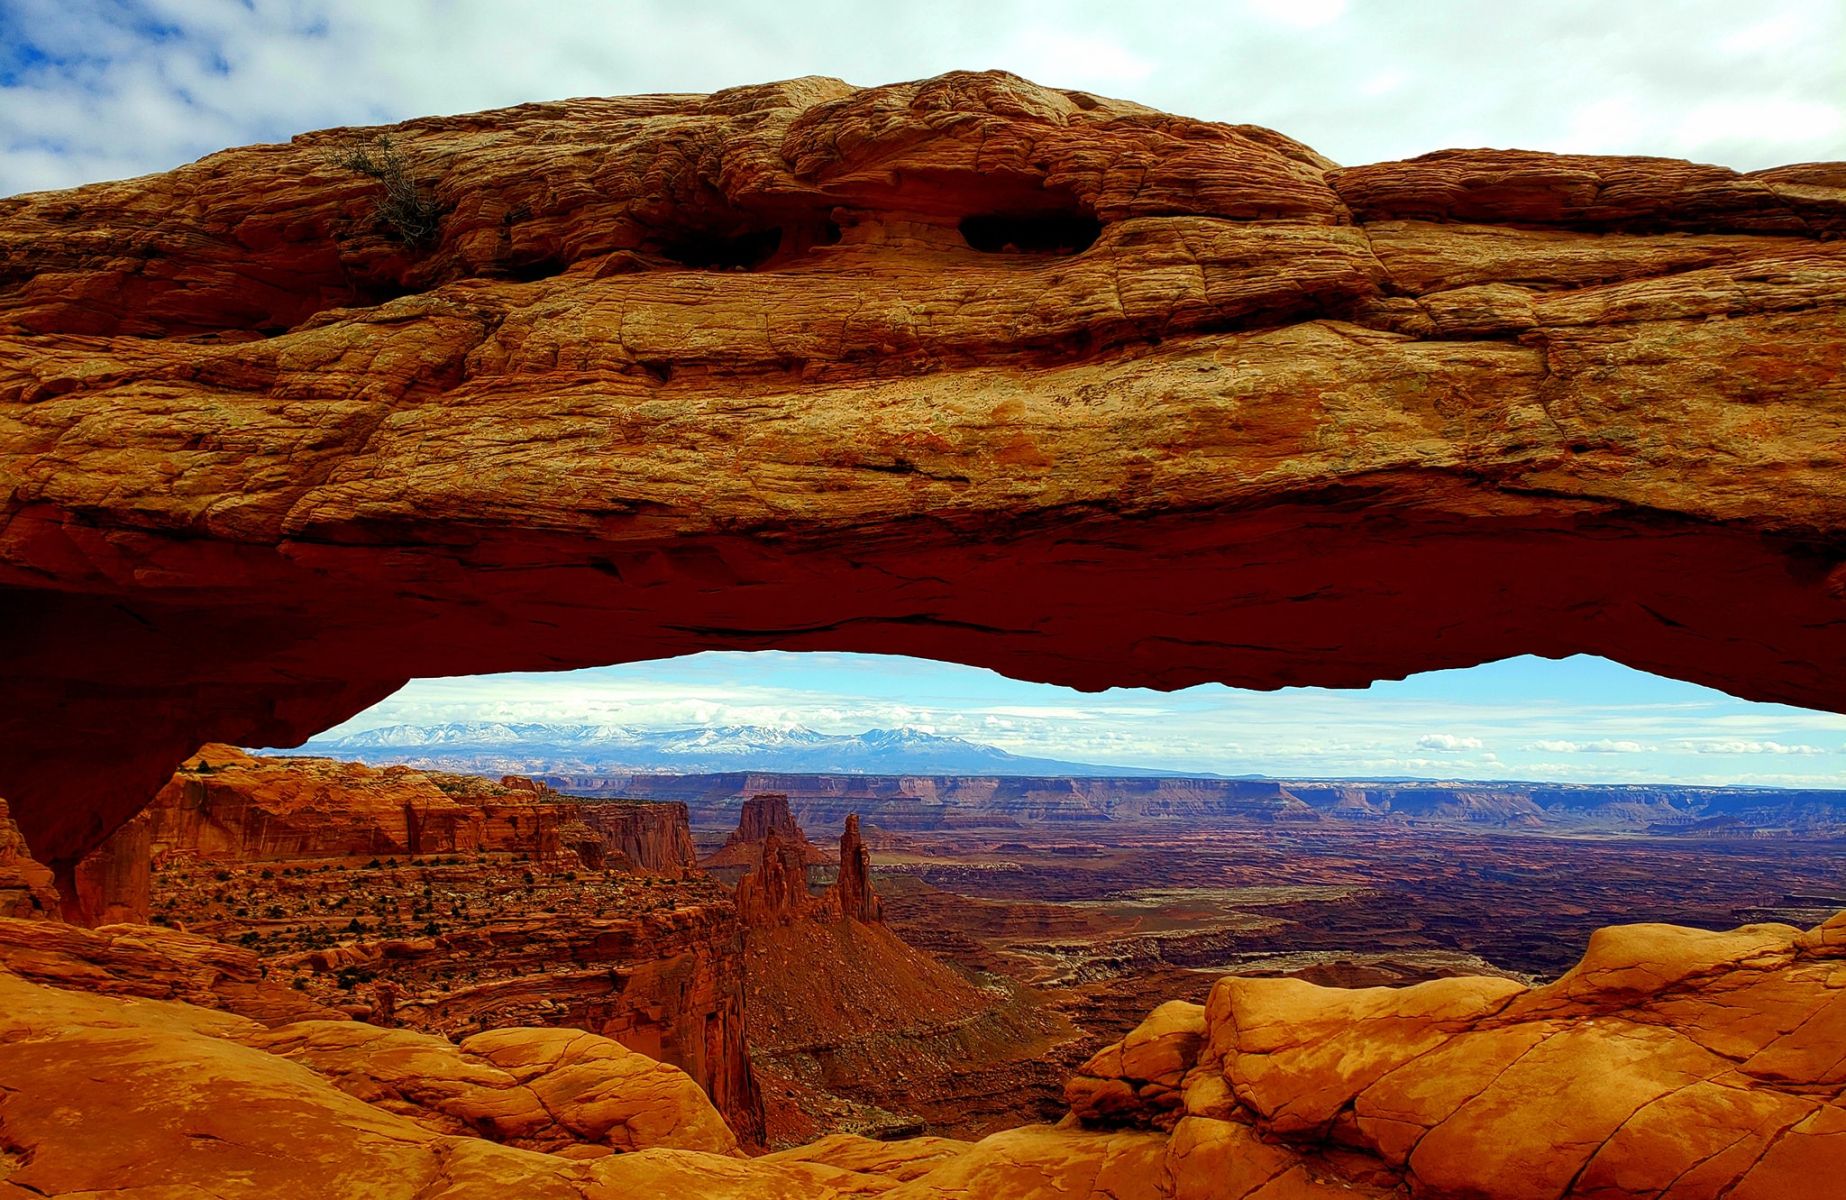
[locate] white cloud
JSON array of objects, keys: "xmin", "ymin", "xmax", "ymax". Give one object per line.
[
  {"xmin": 1526, "ymin": 739, "xmax": 1652, "ymax": 754},
  {"xmin": 1681, "ymin": 739, "xmax": 1825, "ymax": 756},
  {"xmin": 1417, "ymin": 734, "xmax": 1483, "ymax": 752}
]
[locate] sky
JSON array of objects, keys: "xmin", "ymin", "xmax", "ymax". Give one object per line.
[
  {"xmin": 5, "ymin": 3, "xmax": 1843, "ymax": 786},
  {"xmin": 318, "ymin": 653, "xmax": 1846, "ymax": 788},
  {"xmin": 2, "ymin": 0, "xmax": 1843, "ymax": 196}
]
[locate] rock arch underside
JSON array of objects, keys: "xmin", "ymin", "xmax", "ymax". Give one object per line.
[{"xmin": 2, "ymin": 70, "xmax": 1846, "ymax": 1198}]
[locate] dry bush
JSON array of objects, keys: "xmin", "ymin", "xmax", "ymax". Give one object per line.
[{"xmin": 326, "ymin": 133, "xmax": 441, "ymax": 248}]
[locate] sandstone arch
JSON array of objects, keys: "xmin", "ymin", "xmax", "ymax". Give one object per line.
[{"xmin": 2, "ymin": 71, "xmax": 1843, "ymax": 880}]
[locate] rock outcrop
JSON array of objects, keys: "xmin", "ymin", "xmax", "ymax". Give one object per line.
[
  {"xmin": 8, "ymin": 908, "xmax": 1842, "ymax": 1196},
  {"xmin": 62, "ymin": 746, "xmax": 699, "ymax": 923},
  {"xmin": 246, "ymin": 1020, "xmax": 740, "ymax": 1156},
  {"xmin": 0, "ymin": 969, "xmax": 799, "ymax": 1197},
  {"xmin": 3, "ymin": 72, "xmax": 1843, "ymax": 874},
  {"xmin": 735, "ymin": 810, "xmax": 883, "ymax": 928},
  {"xmin": 735, "ymin": 831, "xmax": 814, "ymax": 927},
  {"xmin": 708, "ymin": 793, "xmax": 818, "ymax": 868},
  {"xmin": 1065, "ymin": 913, "xmax": 1846, "ymax": 1197},
  {"xmin": 0, "ymin": 799, "xmax": 57, "ymax": 919},
  {"xmin": 733, "ymin": 807, "xmax": 1071, "ymax": 1144},
  {"xmin": 269, "ymin": 883, "xmax": 769, "ymax": 1146},
  {"xmin": 830, "ymin": 813, "xmax": 883, "ymax": 924},
  {"xmin": 0, "ymin": 915, "xmax": 341, "ymax": 1026}
]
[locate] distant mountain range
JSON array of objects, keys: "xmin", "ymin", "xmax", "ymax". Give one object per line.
[{"xmin": 297, "ymin": 722, "xmax": 1185, "ymax": 777}]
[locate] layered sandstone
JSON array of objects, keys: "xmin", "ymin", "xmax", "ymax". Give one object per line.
[
  {"xmin": 735, "ymin": 831, "xmax": 813, "ymax": 927},
  {"xmin": 0, "ymin": 914, "xmax": 340, "ymax": 1025},
  {"xmin": 734, "ymin": 809, "xmax": 882, "ymax": 929},
  {"xmin": 2, "ymin": 73, "xmax": 1843, "ymax": 874},
  {"xmin": 246, "ymin": 1020, "xmax": 740, "ymax": 1155},
  {"xmin": 66, "ymin": 745, "xmax": 697, "ymax": 923}
]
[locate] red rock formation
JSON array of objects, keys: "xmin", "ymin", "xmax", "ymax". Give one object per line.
[
  {"xmin": 53, "ymin": 748, "xmax": 699, "ymax": 925},
  {"xmin": 246, "ymin": 1020, "xmax": 741, "ymax": 1156},
  {"xmin": 0, "ymin": 798, "xmax": 58, "ymax": 919},
  {"xmin": 735, "ymin": 831, "xmax": 813, "ymax": 927},
  {"xmin": 255, "ymin": 873, "xmax": 768, "ymax": 1146},
  {"xmin": 126, "ymin": 745, "xmax": 681, "ymax": 861},
  {"xmin": 830, "ymin": 813, "xmax": 883, "ymax": 924},
  {"xmin": 734, "ymin": 807, "xmax": 1067, "ymax": 1143},
  {"xmin": 67, "ymin": 812, "xmax": 150, "ymax": 925},
  {"xmin": 575, "ymin": 801, "xmax": 698, "ymax": 875},
  {"xmin": 735, "ymin": 810, "xmax": 887, "ymax": 928},
  {"xmin": 708, "ymin": 792, "xmax": 819, "ymax": 868},
  {"xmin": 2, "ymin": 72, "xmax": 1843, "ymax": 875}
]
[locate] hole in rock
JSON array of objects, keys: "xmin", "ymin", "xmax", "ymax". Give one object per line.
[
  {"xmin": 658, "ymin": 225, "xmax": 784, "ymax": 270},
  {"xmin": 959, "ymin": 210, "xmax": 1102, "ymax": 254},
  {"xmin": 502, "ymin": 254, "xmax": 570, "ymax": 282},
  {"xmin": 48, "ymin": 648, "xmax": 1840, "ymax": 1152}
]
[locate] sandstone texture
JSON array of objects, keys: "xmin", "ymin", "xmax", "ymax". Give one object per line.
[
  {"xmin": 0, "ymin": 913, "xmax": 340, "ymax": 1025},
  {"xmin": 23, "ymin": 743, "xmax": 775, "ymax": 1145},
  {"xmin": 8, "ymin": 908, "xmax": 1839, "ymax": 1196},
  {"xmin": 2, "ymin": 72, "xmax": 1843, "ymax": 872},
  {"xmin": 245, "ymin": 1019, "xmax": 740, "ymax": 1155},
  {"xmin": 1065, "ymin": 912, "xmax": 1846, "ymax": 1197}
]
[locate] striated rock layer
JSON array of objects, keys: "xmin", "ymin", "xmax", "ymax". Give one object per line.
[
  {"xmin": 2, "ymin": 71, "xmax": 1844, "ymax": 872},
  {"xmin": 65, "ymin": 744, "xmax": 697, "ymax": 923}
]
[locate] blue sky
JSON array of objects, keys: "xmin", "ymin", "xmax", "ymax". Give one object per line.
[
  {"xmin": 6, "ymin": 4, "xmax": 1843, "ymax": 785},
  {"xmin": 2, "ymin": 1, "xmax": 1843, "ymax": 195},
  {"xmin": 321, "ymin": 654, "xmax": 1846, "ymax": 787}
]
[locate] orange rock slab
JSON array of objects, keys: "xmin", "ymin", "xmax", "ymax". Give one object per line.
[{"xmin": 1066, "ymin": 912, "xmax": 1846, "ymax": 1198}]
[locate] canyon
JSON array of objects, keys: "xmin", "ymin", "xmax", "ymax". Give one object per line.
[
  {"xmin": 1, "ymin": 67, "xmax": 1844, "ymax": 1197},
  {"xmin": 33, "ymin": 747, "xmax": 1086, "ymax": 1150},
  {"xmin": 1, "ymin": 824, "xmax": 1842, "ymax": 1197}
]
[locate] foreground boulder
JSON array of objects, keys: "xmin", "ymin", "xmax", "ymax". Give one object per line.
[
  {"xmin": 1068, "ymin": 913, "xmax": 1846, "ymax": 1198},
  {"xmin": 2, "ymin": 72, "xmax": 1843, "ymax": 875}
]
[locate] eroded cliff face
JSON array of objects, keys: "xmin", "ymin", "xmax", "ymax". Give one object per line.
[
  {"xmin": 731, "ymin": 807, "xmax": 1073, "ymax": 1144},
  {"xmin": 64, "ymin": 745, "xmax": 697, "ymax": 923},
  {"xmin": 302, "ymin": 899, "xmax": 768, "ymax": 1146},
  {"xmin": 1, "ymin": 799, "xmax": 68, "ymax": 919},
  {"xmin": 2, "ymin": 72, "xmax": 1843, "ymax": 872}
]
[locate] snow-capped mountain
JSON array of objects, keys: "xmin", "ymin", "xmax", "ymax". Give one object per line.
[{"xmin": 294, "ymin": 722, "xmax": 1179, "ymax": 777}]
